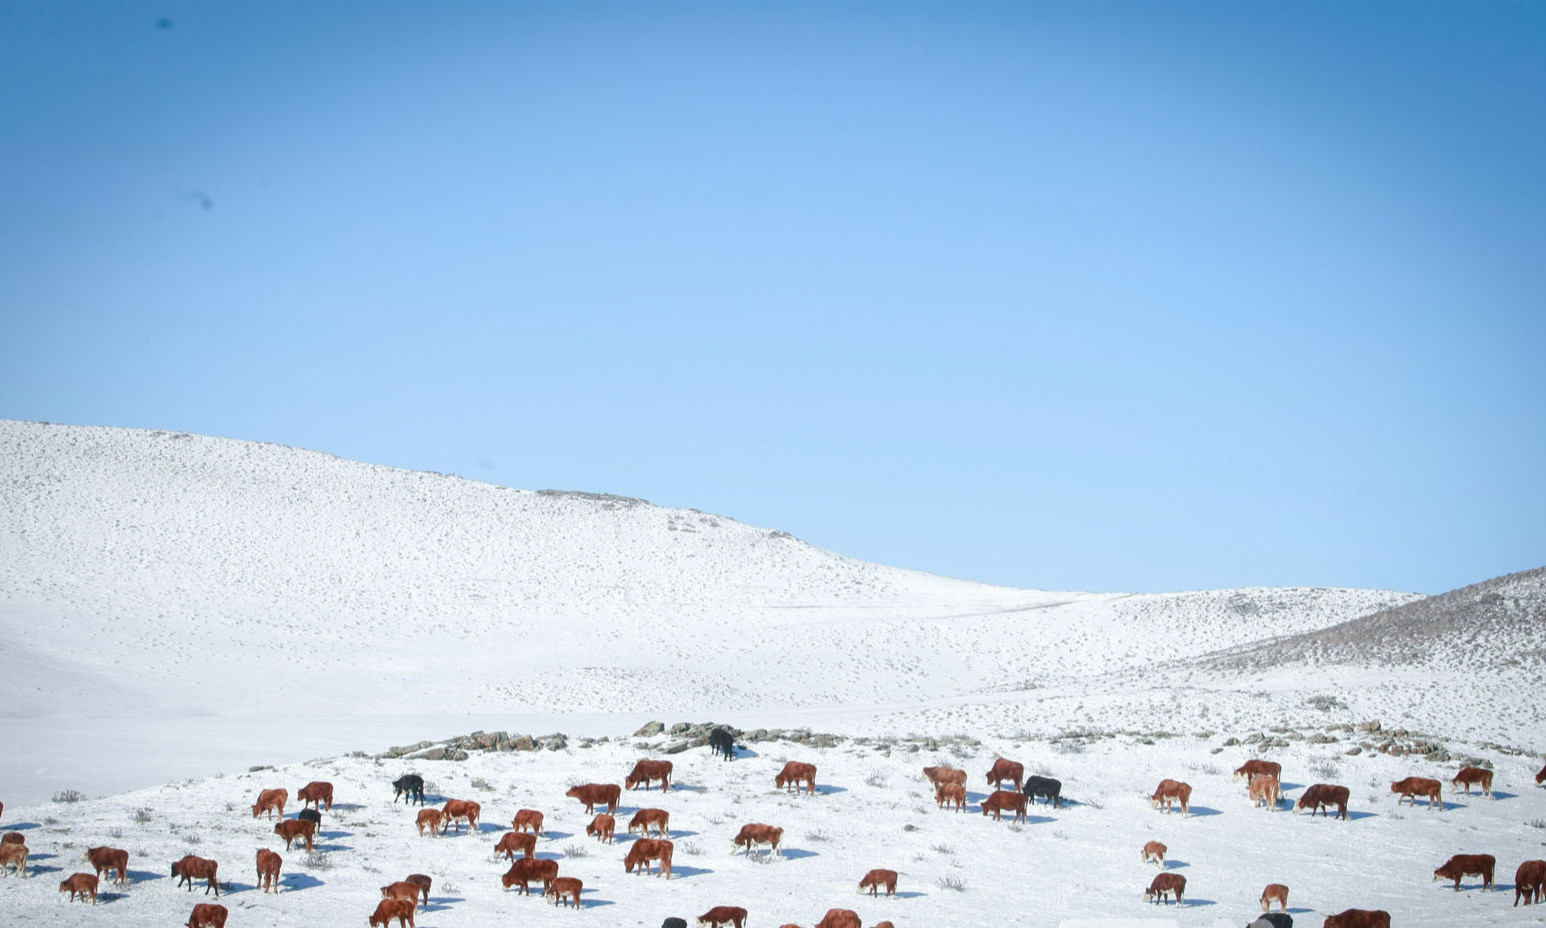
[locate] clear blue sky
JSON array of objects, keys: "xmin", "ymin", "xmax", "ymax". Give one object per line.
[{"xmin": 2, "ymin": 2, "xmax": 1542, "ymax": 595}]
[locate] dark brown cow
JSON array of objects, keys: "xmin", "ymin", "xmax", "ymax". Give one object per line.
[
  {"xmin": 775, "ymin": 762, "xmax": 817, "ymax": 794},
  {"xmin": 187, "ymin": 902, "xmax": 228, "ymax": 928},
  {"xmin": 1234, "ymin": 759, "xmax": 1283, "ymax": 782},
  {"xmin": 513, "ymin": 808, "xmax": 545, "ymax": 835},
  {"xmin": 1151, "ymin": 779, "xmax": 1192, "ymax": 814},
  {"xmin": 172, "ymin": 854, "xmax": 220, "ymax": 896},
  {"xmin": 1391, "ymin": 777, "xmax": 1443, "ymax": 809},
  {"xmin": 441, "ymin": 799, "xmax": 481, "ymax": 833},
  {"xmin": 731, "ymin": 823, "xmax": 783, "ymax": 857},
  {"xmin": 1297, "ymin": 783, "xmax": 1350, "ymax": 820},
  {"xmin": 624, "ymin": 837, "xmax": 674, "ymax": 878},
  {"xmin": 986, "ymin": 757, "xmax": 1024, "ymax": 790},
  {"xmin": 630, "ymin": 808, "xmax": 671, "ymax": 837},
  {"xmin": 859, "ymin": 868, "xmax": 898, "ymax": 896},
  {"xmin": 369, "ymin": 898, "xmax": 417, "ymax": 928},
  {"xmin": 298, "ymin": 780, "xmax": 334, "ymax": 810},
  {"xmin": 0, "ymin": 842, "xmax": 28, "ymax": 877},
  {"xmin": 60, "ymin": 872, "xmax": 99, "ymax": 903},
  {"xmin": 501, "ymin": 857, "xmax": 558, "ymax": 894},
  {"xmin": 566, "ymin": 783, "xmax": 622, "ymax": 813},
  {"xmin": 586, "ymin": 813, "xmax": 615, "ymax": 844},
  {"xmin": 1451, "ymin": 766, "xmax": 1493, "ymax": 797},
  {"xmin": 981, "ymin": 789, "xmax": 1028, "ymax": 822},
  {"xmin": 1249, "ymin": 774, "xmax": 1280, "ymax": 810},
  {"xmin": 1144, "ymin": 872, "xmax": 1186, "ymax": 904},
  {"xmin": 251, "ymin": 788, "xmax": 288, "ymax": 820},
  {"xmin": 495, "ymin": 831, "xmax": 537, "ymax": 860},
  {"xmin": 1142, "ymin": 841, "xmax": 1166, "ymax": 864},
  {"xmin": 382, "ymin": 880, "xmax": 422, "ymax": 903},
  {"xmin": 1322, "ymin": 909, "xmax": 1391, "ymax": 928},
  {"xmin": 627, "ymin": 759, "xmax": 674, "ymax": 792},
  {"xmin": 546, "ymin": 875, "xmax": 583, "ymax": 909},
  {"xmin": 415, "ymin": 808, "xmax": 444, "ymax": 836},
  {"xmin": 699, "ymin": 905, "xmax": 748, "ymax": 928},
  {"xmin": 1516, "ymin": 859, "xmax": 1546, "ymax": 907},
  {"xmin": 405, "ymin": 874, "xmax": 432, "ymax": 906},
  {"xmin": 815, "ymin": 910, "xmax": 861, "ymax": 928},
  {"xmin": 274, "ymin": 818, "xmax": 316, "ymax": 851},
  {"xmin": 256, "ymin": 848, "xmax": 282, "ymax": 893},
  {"xmin": 936, "ymin": 782, "xmax": 966, "ymax": 811},
  {"xmin": 85, "ymin": 846, "xmax": 129, "ymax": 886},
  {"xmin": 1537, "ymin": 763, "xmax": 1546, "ymax": 786},
  {"xmin": 1433, "ymin": 853, "xmax": 1495, "ymax": 891},
  {"xmin": 923, "ymin": 765, "xmax": 967, "ymax": 787},
  {"xmin": 1261, "ymin": 883, "xmax": 1289, "ymax": 911}
]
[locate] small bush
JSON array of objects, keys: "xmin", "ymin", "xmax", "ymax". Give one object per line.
[
  {"xmin": 1053, "ymin": 741, "xmax": 1085, "ymax": 755},
  {"xmin": 133, "ymin": 808, "xmax": 153, "ymax": 824},
  {"xmin": 1309, "ymin": 759, "xmax": 1341, "ymax": 779},
  {"xmin": 1528, "ymin": 819, "xmax": 1546, "ymax": 829},
  {"xmin": 563, "ymin": 843, "xmax": 589, "ymax": 858},
  {"xmin": 681, "ymin": 841, "xmax": 702, "ymax": 856},
  {"xmin": 865, "ymin": 770, "xmax": 888, "ymax": 788},
  {"xmin": 804, "ymin": 830, "xmax": 830, "ymax": 843},
  {"xmin": 185, "ymin": 833, "xmax": 202, "ymax": 845},
  {"xmin": 52, "ymin": 789, "xmax": 85, "ymax": 803},
  {"xmin": 303, "ymin": 852, "xmax": 333, "ymax": 870},
  {"xmin": 1083, "ymin": 798, "xmax": 1103, "ymax": 810},
  {"xmin": 936, "ymin": 875, "xmax": 966, "ymax": 892},
  {"xmin": 108, "ymin": 827, "xmax": 123, "ymax": 839},
  {"xmin": 930, "ymin": 842, "xmax": 953, "ymax": 854}
]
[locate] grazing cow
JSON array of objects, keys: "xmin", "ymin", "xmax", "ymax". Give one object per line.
[
  {"xmin": 986, "ymin": 757, "xmax": 1024, "ymax": 791},
  {"xmin": 252, "ymin": 788, "xmax": 288, "ymax": 820},
  {"xmin": 1515, "ymin": 859, "xmax": 1546, "ymax": 906},
  {"xmin": 369, "ymin": 898, "xmax": 417, "ymax": 928},
  {"xmin": 1145, "ymin": 872, "xmax": 1186, "ymax": 904},
  {"xmin": 382, "ymin": 880, "xmax": 422, "ymax": 903},
  {"xmin": 731, "ymin": 823, "xmax": 783, "ymax": 857},
  {"xmin": 710, "ymin": 727, "xmax": 737, "ymax": 761},
  {"xmin": 187, "ymin": 902, "xmax": 229, "ymax": 928},
  {"xmin": 775, "ymin": 761, "xmax": 818, "ymax": 795},
  {"xmin": 298, "ymin": 780, "xmax": 334, "ymax": 810},
  {"xmin": 393, "ymin": 774, "xmax": 425, "ymax": 805},
  {"xmin": 512, "ymin": 808, "xmax": 545, "ymax": 835},
  {"xmin": 274, "ymin": 818, "xmax": 316, "ymax": 852},
  {"xmin": 256, "ymin": 848, "xmax": 282, "ymax": 893},
  {"xmin": 1249, "ymin": 915, "xmax": 1294, "ymax": 928},
  {"xmin": 1390, "ymin": 776, "xmax": 1443, "ymax": 809},
  {"xmin": 546, "ymin": 875, "xmax": 583, "ymax": 909},
  {"xmin": 1296, "ymin": 784, "xmax": 1350, "ymax": 820},
  {"xmin": 1537, "ymin": 763, "xmax": 1546, "ymax": 786},
  {"xmin": 665, "ymin": 919, "xmax": 689, "ymax": 928},
  {"xmin": 1151, "ymin": 779, "xmax": 1192, "ymax": 815},
  {"xmin": 566, "ymin": 783, "xmax": 622, "ymax": 814},
  {"xmin": 405, "ymin": 873, "xmax": 432, "ymax": 906},
  {"xmin": 815, "ymin": 908, "xmax": 861, "ymax": 928},
  {"xmin": 1249, "ymin": 774, "xmax": 1281, "ymax": 811},
  {"xmin": 1142, "ymin": 841, "xmax": 1166, "ymax": 865},
  {"xmin": 923, "ymin": 765, "xmax": 968, "ymax": 787},
  {"xmin": 60, "ymin": 871, "xmax": 99, "ymax": 903},
  {"xmin": 1023, "ymin": 775, "xmax": 1062, "ymax": 808},
  {"xmin": 172, "ymin": 854, "xmax": 220, "ymax": 896},
  {"xmin": 0, "ymin": 842, "xmax": 28, "ymax": 877},
  {"xmin": 1321, "ymin": 909, "xmax": 1390, "ymax": 928},
  {"xmin": 494, "ymin": 831, "xmax": 537, "ymax": 860},
  {"xmin": 981, "ymin": 789, "xmax": 1028, "ymax": 822},
  {"xmin": 441, "ymin": 799, "xmax": 481, "ymax": 834},
  {"xmin": 1235, "ymin": 759, "xmax": 1283, "ymax": 782},
  {"xmin": 1261, "ymin": 883, "xmax": 1290, "ymax": 911},
  {"xmin": 415, "ymin": 808, "xmax": 444, "ymax": 836},
  {"xmin": 630, "ymin": 808, "xmax": 671, "ymax": 838},
  {"xmin": 1433, "ymin": 853, "xmax": 1495, "ymax": 891},
  {"xmin": 859, "ymin": 868, "xmax": 898, "ymax": 897},
  {"xmin": 587, "ymin": 813, "xmax": 616, "ymax": 844},
  {"xmin": 626, "ymin": 759, "xmax": 675, "ymax": 792},
  {"xmin": 698, "ymin": 905, "xmax": 749, "ymax": 928},
  {"xmin": 297, "ymin": 808, "xmax": 322, "ymax": 830},
  {"xmin": 624, "ymin": 838, "xmax": 675, "ymax": 878},
  {"xmin": 501, "ymin": 857, "xmax": 558, "ymax": 894},
  {"xmin": 85, "ymin": 846, "xmax": 129, "ymax": 886},
  {"xmin": 1, "ymin": 832, "xmax": 22, "ymax": 845},
  {"xmin": 936, "ymin": 782, "xmax": 966, "ymax": 811},
  {"xmin": 1451, "ymin": 766, "xmax": 1493, "ymax": 798}
]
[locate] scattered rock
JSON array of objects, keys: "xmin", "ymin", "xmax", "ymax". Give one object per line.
[
  {"xmin": 1358, "ymin": 720, "xmax": 1381, "ymax": 732},
  {"xmin": 634, "ymin": 721, "xmax": 665, "ymax": 737}
]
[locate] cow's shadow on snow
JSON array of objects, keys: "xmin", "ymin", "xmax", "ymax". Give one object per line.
[
  {"xmin": 730, "ymin": 747, "xmax": 759, "ymax": 760},
  {"xmin": 665, "ymin": 865, "xmax": 712, "ymax": 879},
  {"xmin": 1026, "ymin": 814, "xmax": 1055, "ymax": 826},
  {"xmin": 1346, "ymin": 811, "xmax": 1378, "ymax": 821},
  {"xmin": 1164, "ymin": 859, "xmax": 1190, "ymax": 869},
  {"xmin": 536, "ymin": 851, "xmax": 563, "ymax": 862},
  {"xmin": 1487, "ymin": 791, "xmax": 1518, "ymax": 801},
  {"xmin": 1287, "ymin": 908, "xmax": 1315, "ymax": 914},
  {"xmin": 220, "ymin": 881, "xmax": 257, "ymax": 895},
  {"xmin": 96, "ymin": 891, "xmax": 129, "ymax": 904},
  {"xmin": 282, "ymin": 872, "xmax": 325, "ymax": 891},
  {"xmin": 126, "ymin": 869, "xmax": 166, "ymax": 883},
  {"xmin": 1280, "ymin": 781, "xmax": 1305, "ymax": 792},
  {"xmin": 667, "ymin": 828, "xmax": 700, "ymax": 839},
  {"xmin": 320, "ymin": 829, "xmax": 352, "ymax": 840},
  {"xmin": 813, "ymin": 785, "xmax": 846, "ymax": 796},
  {"xmin": 4, "ymin": 822, "xmax": 40, "ymax": 832},
  {"xmin": 669, "ymin": 783, "xmax": 708, "ymax": 793},
  {"xmin": 27, "ymin": 864, "xmax": 63, "ymax": 875},
  {"xmin": 424, "ymin": 896, "xmax": 463, "ymax": 912},
  {"xmin": 542, "ymin": 830, "xmax": 574, "ymax": 840},
  {"xmin": 1180, "ymin": 898, "xmax": 1217, "ymax": 907},
  {"xmin": 314, "ymin": 842, "xmax": 352, "ymax": 853},
  {"xmin": 964, "ymin": 791, "xmax": 992, "ymax": 804},
  {"xmin": 331, "ymin": 802, "xmax": 366, "ymax": 812},
  {"xmin": 893, "ymin": 890, "xmax": 926, "ymax": 899},
  {"xmin": 1181, "ymin": 806, "xmax": 1222, "ymax": 817},
  {"xmin": 26, "ymin": 851, "xmax": 57, "ymax": 861},
  {"xmin": 781, "ymin": 848, "xmax": 818, "ymax": 861}
]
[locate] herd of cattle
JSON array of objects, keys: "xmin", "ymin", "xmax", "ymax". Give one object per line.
[{"xmin": 1, "ymin": 741, "xmax": 1544, "ymax": 927}]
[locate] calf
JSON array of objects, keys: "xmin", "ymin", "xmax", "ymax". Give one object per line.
[
  {"xmin": 1234, "ymin": 759, "xmax": 1282, "ymax": 782},
  {"xmin": 251, "ymin": 787, "xmax": 288, "ymax": 820},
  {"xmin": 624, "ymin": 838, "xmax": 674, "ymax": 878},
  {"xmin": 382, "ymin": 881, "xmax": 422, "ymax": 903},
  {"xmin": 0, "ymin": 842, "xmax": 28, "ymax": 877},
  {"xmin": 775, "ymin": 761, "xmax": 817, "ymax": 794},
  {"xmin": 986, "ymin": 757, "xmax": 1024, "ymax": 790},
  {"xmin": 1150, "ymin": 779, "xmax": 1192, "ymax": 814},
  {"xmin": 858, "ymin": 868, "xmax": 897, "ymax": 896},
  {"xmin": 60, "ymin": 872, "xmax": 99, "ymax": 903},
  {"xmin": 1322, "ymin": 909, "xmax": 1390, "ymax": 928},
  {"xmin": 416, "ymin": 808, "xmax": 444, "ymax": 836},
  {"xmin": 369, "ymin": 898, "xmax": 417, "ymax": 928},
  {"xmin": 1260, "ymin": 882, "xmax": 1289, "ymax": 911},
  {"xmin": 1390, "ymin": 776, "xmax": 1443, "ymax": 809},
  {"xmin": 1296, "ymin": 783, "xmax": 1350, "ymax": 820},
  {"xmin": 405, "ymin": 873, "xmax": 432, "ymax": 905},
  {"xmin": 494, "ymin": 831, "xmax": 536, "ymax": 860},
  {"xmin": 297, "ymin": 808, "xmax": 322, "ymax": 830},
  {"xmin": 709, "ymin": 727, "xmax": 737, "ymax": 761},
  {"xmin": 501, "ymin": 857, "xmax": 558, "ymax": 894},
  {"xmin": 1433, "ymin": 853, "xmax": 1495, "ymax": 891},
  {"xmin": 586, "ymin": 813, "xmax": 616, "ymax": 844},
  {"xmin": 1142, "ymin": 840, "xmax": 1166, "ymax": 865},
  {"xmin": 1144, "ymin": 871, "xmax": 1186, "ymax": 904},
  {"xmin": 546, "ymin": 875, "xmax": 583, "ymax": 909},
  {"xmin": 256, "ymin": 848, "xmax": 282, "ymax": 893},
  {"xmin": 981, "ymin": 788, "xmax": 1028, "ymax": 822},
  {"xmin": 1451, "ymin": 766, "xmax": 1493, "ymax": 798},
  {"xmin": 274, "ymin": 818, "xmax": 316, "ymax": 852},
  {"xmin": 1249, "ymin": 774, "xmax": 1280, "ymax": 811},
  {"xmin": 393, "ymin": 774, "xmax": 425, "ymax": 805},
  {"xmin": 441, "ymin": 799, "xmax": 481, "ymax": 834},
  {"xmin": 187, "ymin": 903, "xmax": 229, "ymax": 928},
  {"xmin": 731, "ymin": 823, "xmax": 783, "ymax": 857},
  {"xmin": 627, "ymin": 759, "xmax": 674, "ymax": 792},
  {"xmin": 923, "ymin": 765, "xmax": 967, "ymax": 787},
  {"xmin": 698, "ymin": 905, "xmax": 748, "ymax": 928},
  {"xmin": 815, "ymin": 910, "xmax": 861, "ymax": 928},
  {"xmin": 85, "ymin": 846, "xmax": 129, "ymax": 886},
  {"xmin": 512, "ymin": 808, "xmax": 544, "ymax": 835},
  {"xmin": 936, "ymin": 782, "xmax": 966, "ymax": 811},
  {"xmin": 172, "ymin": 854, "xmax": 220, "ymax": 896},
  {"xmin": 1023, "ymin": 774, "xmax": 1062, "ymax": 808},
  {"xmin": 298, "ymin": 780, "xmax": 334, "ymax": 810},
  {"xmin": 631, "ymin": 808, "xmax": 671, "ymax": 837},
  {"xmin": 1516, "ymin": 859, "xmax": 1546, "ymax": 906},
  {"xmin": 566, "ymin": 783, "xmax": 622, "ymax": 814}
]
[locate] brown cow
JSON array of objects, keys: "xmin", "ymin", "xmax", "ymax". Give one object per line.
[
  {"xmin": 1451, "ymin": 766, "xmax": 1493, "ymax": 797},
  {"xmin": 1297, "ymin": 783, "xmax": 1350, "ymax": 820},
  {"xmin": 513, "ymin": 808, "xmax": 545, "ymax": 835},
  {"xmin": 936, "ymin": 782, "xmax": 966, "ymax": 811},
  {"xmin": 986, "ymin": 757, "xmax": 1024, "ymax": 790},
  {"xmin": 775, "ymin": 761, "xmax": 818, "ymax": 794},
  {"xmin": 256, "ymin": 848, "xmax": 282, "ymax": 893},
  {"xmin": 369, "ymin": 898, "xmax": 417, "ymax": 928},
  {"xmin": 859, "ymin": 868, "xmax": 898, "ymax": 896},
  {"xmin": 732, "ymin": 823, "xmax": 783, "ymax": 857},
  {"xmin": 1144, "ymin": 871, "xmax": 1186, "ymax": 904},
  {"xmin": 628, "ymin": 808, "xmax": 670, "ymax": 837},
  {"xmin": 586, "ymin": 813, "xmax": 616, "ymax": 844},
  {"xmin": 501, "ymin": 856, "xmax": 558, "ymax": 894},
  {"xmin": 1537, "ymin": 763, "xmax": 1546, "ymax": 786},
  {"xmin": 815, "ymin": 910, "xmax": 861, "ymax": 928},
  {"xmin": 405, "ymin": 874, "xmax": 432, "ymax": 905},
  {"xmin": 1261, "ymin": 883, "xmax": 1289, "ymax": 911},
  {"xmin": 566, "ymin": 783, "xmax": 622, "ymax": 813},
  {"xmin": 1322, "ymin": 909, "xmax": 1391, "ymax": 928},
  {"xmin": 1234, "ymin": 759, "xmax": 1283, "ymax": 782},
  {"xmin": 274, "ymin": 818, "xmax": 316, "ymax": 851},
  {"xmin": 626, "ymin": 759, "xmax": 674, "ymax": 792},
  {"xmin": 441, "ymin": 799, "xmax": 481, "ymax": 834},
  {"xmin": 85, "ymin": 846, "xmax": 129, "ymax": 886},
  {"xmin": 415, "ymin": 808, "xmax": 444, "ymax": 836},
  {"xmin": 624, "ymin": 837, "xmax": 674, "ymax": 878},
  {"xmin": 981, "ymin": 788, "xmax": 1028, "ymax": 822},
  {"xmin": 923, "ymin": 765, "xmax": 967, "ymax": 787},
  {"xmin": 187, "ymin": 902, "xmax": 229, "ymax": 928},
  {"xmin": 382, "ymin": 880, "xmax": 422, "ymax": 903},
  {"xmin": 0, "ymin": 832, "xmax": 22, "ymax": 844},
  {"xmin": 60, "ymin": 871, "xmax": 99, "ymax": 903},
  {"xmin": 546, "ymin": 875, "xmax": 583, "ymax": 909},
  {"xmin": 1142, "ymin": 841, "xmax": 1166, "ymax": 865},
  {"xmin": 0, "ymin": 842, "xmax": 28, "ymax": 877},
  {"xmin": 298, "ymin": 780, "xmax": 334, "ymax": 810},
  {"xmin": 1515, "ymin": 859, "xmax": 1546, "ymax": 906},
  {"xmin": 1249, "ymin": 774, "xmax": 1280, "ymax": 811},
  {"xmin": 1391, "ymin": 776, "xmax": 1443, "ymax": 809},
  {"xmin": 172, "ymin": 854, "xmax": 220, "ymax": 896},
  {"xmin": 495, "ymin": 831, "xmax": 537, "ymax": 860},
  {"xmin": 1433, "ymin": 853, "xmax": 1495, "ymax": 891},
  {"xmin": 699, "ymin": 905, "xmax": 748, "ymax": 928},
  {"xmin": 1151, "ymin": 779, "xmax": 1192, "ymax": 814},
  {"xmin": 252, "ymin": 788, "xmax": 288, "ymax": 820}
]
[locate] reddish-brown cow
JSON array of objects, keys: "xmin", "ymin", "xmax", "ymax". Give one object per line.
[
  {"xmin": 775, "ymin": 762, "xmax": 818, "ymax": 794},
  {"xmin": 382, "ymin": 881, "xmax": 422, "ymax": 903},
  {"xmin": 1151, "ymin": 779, "xmax": 1192, "ymax": 814},
  {"xmin": 859, "ymin": 868, "xmax": 898, "ymax": 896},
  {"xmin": 501, "ymin": 857, "xmax": 558, "ymax": 895},
  {"xmin": 256, "ymin": 849, "xmax": 282, "ymax": 893},
  {"xmin": 1391, "ymin": 777, "xmax": 1443, "ymax": 809},
  {"xmin": 441, "ymin": 799, "xmax": 481, "ymax": 834},
  {"xmin": 1261, "ymin": 883, "xmax": 1289, "ymax": 911},
  {"xmin": 1515, "ymin": 859, "xmax": 1546, "ymax": 907},
  {"xmin": 85, "ymin": 846, "xmax": 128, "ymax": 886},
  {"xmin": 512, "ymin": 809, "xmax": 545, "ymax": 835},
  {"xmin": 0, "ymin": 832, "xmax": 22, "ymax": 845},
  {"xmin": 814, "ymin": 910, "xmax": 861, "ymax": 928},
  {"xmin": 630, "ymin": 808, "xmax": 671, "ymax": 837},
  {"xmin": 624, "ymin": 838, "xmax": 674, "ymax": 878},
  {"xmin": 923, "ymin": 765, "xmax": 967, "ymax": 787},
  {"xmin": 0, "ymin": 842, "xmax": 28, "ymax": 878},
  {"xmin": 298, "ymin": 780, "xmax": 334, "ymax": 810},
  {"xmin": 1234, "ymin": 759, "xmax": 1282, "ymax": 782},
  {"xmin": 586, "ymin": 813, "xmax": 615, "ymax": 844},
  {"xmin": 981, "ymin": 789, "xmax": 1028, "ymax": 822},
  {"xmin": 415, "ymin": 809, "xmax": 444, "ymax": 836},
  {"xmin": 172, "ymin": 855, "xmax": 220, "ymax": 896},
  {"xmin": 1433, "ymin": 853, "xmax": 1495, "ymax": 891},
  {"xmin": 1536, "ymin": 763, "xmax": 1546, "ymax": 786},
  {"xmin": 274, "ymin": 819, "xmax": 316, "ymax": 852},
  {"xmin": 187, "ymin": 902, "xmax": 228, "ymax": 928},
  {"xmin": 1142, "ymin": 841, "xmax": 1167, "ymax": 865},
  {"xmin": 936, "ymin": 783, "xmax": 966, "ymax": 811},
  {"xmin": 1451, "ymin": 767, "xmax": 1493, "ymax": 798},
  {"xmin": 698, "ymin": 905, "xmax": 748, "ymax": 928},
  {"xmin": 1145, "ymin": 872, "xmax": 1186, "ymax": 904},
  {"xmin": 60, "ymin": 872, "xmax": 99, "ymax": 903},
  {"xmin": 566, "ymin": 783, "xmax": 622, "ymax": 813},
  {"xmin": 626, "ymin": 759, "xmax": 674, "ymax": 792},
  {"xmin": 494, "ymin": 832, "xmax": 537, "ymax": 860},
  {"xmin": 1322, "ymin": 909, "xmax": 1391, "ymax": 928},
  {"xmin": 251, "ymin": 788, "xmax": 288, "ymax": 820},
  {"xmin": 986, "ymin": 757, "xmax": 1024, "ymax": 790},
  {"xmin": 369, "ymin": 898, "xmax": 417, "ymax": 928},
  {"xmin": 1297, "ymin": 783, "xmax": 1351, "ymax": 820},
  {"xmin": 1249, "ymin": 774, "xmax": 1280, "ymax": 811},
  {"xmin": 546, "ymin": 875, "xmax": 583, "ymax": 909},
  {"xmin": 731, "ymin": 823, "xmax": 783, "ymax": 857}
]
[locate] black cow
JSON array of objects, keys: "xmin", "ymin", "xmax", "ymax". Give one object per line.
[
  {"xmin": 393, "ymin": 774, "xmax": 425, "ymax": 805},
  {"xmin": 1023, "ymin": 775, "xmax": 1062, "ymax": 808},
  {"xmin": 1247, "ymin": 914, "xmax": 1293, "ymax": 928},
  {"xmin": 663, "ymin": 919, "xmax": 688, "ymax": 928},
  {"xmin": 297, "ymin": 808, "xmax": 322, "ymax": 829},
  {"xmin": 709, "ymin": 727, "xmax": 736, "ymax": 761}
]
